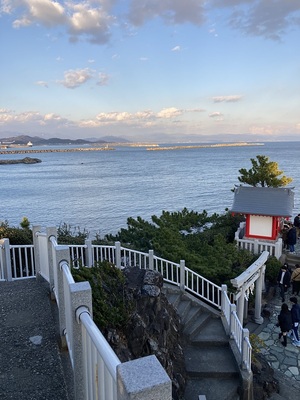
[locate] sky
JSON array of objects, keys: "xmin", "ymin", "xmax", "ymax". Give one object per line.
[{"xmin": 1, "ymin": 0, "xmax": 300, "ymax": 143}]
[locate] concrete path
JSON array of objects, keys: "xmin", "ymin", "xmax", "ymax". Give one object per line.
[{"xmin": 0, "ymin": 279, "xmax": 72, "ymax": 400}]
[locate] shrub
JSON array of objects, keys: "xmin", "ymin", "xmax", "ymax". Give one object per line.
[
  {"xmin": 0, "ymin": 220, "xmax": 32, "ymax": 245},
  {"xmin": 72, "ymin": 261, "xmax": 132, "ymax": 331},
  {"xmin": 265, "ymin": 256, "xmax": 281, "ymax": 285}
]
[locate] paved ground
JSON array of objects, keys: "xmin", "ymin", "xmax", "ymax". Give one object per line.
[
  {"xmin": 0, "ymin": 278, "xmax": 73, "ymax": 400},
  {"xmin": 245, "ymin": 239, "xmax": 300, "ymax": 397}
]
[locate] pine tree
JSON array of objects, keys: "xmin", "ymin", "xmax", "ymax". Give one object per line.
[{"xmin": 238, "ymin": 155, "xmax": 293, "ymax": 187}]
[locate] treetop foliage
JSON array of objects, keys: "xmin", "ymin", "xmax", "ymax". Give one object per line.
[
  {"xmin": 238, "ymin": 155, "xmax": 293, "ymax": 187},
  {"xmin": 101, "ymin": 208, "xmax": 255, "ymax": 287}
]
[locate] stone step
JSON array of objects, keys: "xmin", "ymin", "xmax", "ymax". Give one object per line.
[
  {"xmin": 184, "ymin": 377, "xmax": 240, "ymax": 400},
  {"xmin": 190, "ymin": 316, "xmax": 228, "ymax": 345},
  {"xmin": 164, "ymin": 285, "xmax": 242, "ymax": 400},
  {"xmin": 165, "ymin": 291, "xmax": 182, "ymax": 308},
  {"xmin": 183, "ymin": 309, "xmax": 211, "ymax": 338},
  {"xmin": 184, "ymin": 345, "xmax": 239, "ymax": 378}
]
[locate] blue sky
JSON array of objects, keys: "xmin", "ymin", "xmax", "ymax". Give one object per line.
[{"xmin": 1, "ymin": 0, "xmax": 300, "ymax": 142}]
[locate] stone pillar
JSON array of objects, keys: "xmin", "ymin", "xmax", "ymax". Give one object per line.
[
  {"xmin": 0, "ymin": 238, "xmax": 12, "ymax": 281},
  {"xmin": 180, "ymin": 260, "xmax": 185, "ymax": 291},
  {"xmin": 149, "ymin": 250, "xmax": 154, "ymax": 270},
  {"xmin": 254, "ymin": 265, "xmax": 265, "ymax": 324},
  {"xmin": 32, "ymin": 225, "xmax": 42, "ymax": 277},
  {"xmin": 71, "ymin": 282, "xmax": 93, "ymax": 400},
  {"xmin": 46, "ymin": 227, "xmax": 57, "ymax": 298},
  {"xmin": 84, "ymin": 239, "xmax": 93, "ymax": 267},
  {"xmin": 115, "ymin": 241, "xmax": 121, "ymax": 269},
  {"xmin": 55, "ymin": 246, "xmax": 71, "ymax": 347},
  {"xmin": 117, "ymin": 355, "xmax": 172, "ymax": 400},
  {"xmin": 237, "ymin": 287, "xmax": 245, "ymax": 324}
]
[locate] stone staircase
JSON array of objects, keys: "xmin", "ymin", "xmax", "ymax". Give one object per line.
[{"xmin": 164, "ymin": 285, "xmax": 241, "ymax": 400}]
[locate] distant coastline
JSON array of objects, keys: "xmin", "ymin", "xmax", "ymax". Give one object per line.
[
  {"xmin": 0, "ymin": 147, "xmax": 115, "ymax": 155},
  {"xmin": 146, "ymin": 142, "xmax": 264, "ymax": 151}
]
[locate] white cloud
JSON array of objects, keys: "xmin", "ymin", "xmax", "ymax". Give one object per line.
[
  {"xmin": 13, "ymin": 0, "xmax": 66, "ymax": 28},
  {"xmin": 36, "ymin": 80, "xmax": 48, "ymax": 88},
  {"xmin": 2, "ymin": 0, "xmax": 300, "ymax": 43},
  {"xmin": 222, "ymin": 0, "xmax": 300, "ymax": 40},
  {"xmin": 127, "ymin": 0, "xmax": 206, "ymax": 26},
  {"xmin": 171, "ymin": 45, "xmax": 181, "ymax": 52},
  {"xmin": 157, "ymin": 107, "xmax": 183, "ymax": 119},
  {"xmin": 97, "ymin": 72, "xmax": 110, "ymax": 86},
  {"xmin": 67, "ymin": 3, "xmax": 114, "ymax": 44},
  {"xmin": 212, "ymin": 95, "xmax": 243, "ymax": 103},
  {"xmin": 58, "ymin": 68, "xmax": 93, "ymax": 89},
  {"xmin": 209, "ymin": 111, "xmax": 223, "ymax": 119}
]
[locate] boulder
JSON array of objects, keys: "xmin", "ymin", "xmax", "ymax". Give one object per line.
[{"xmin": 107, "ymin": 267, "xmax": 186, "ymax": 400}]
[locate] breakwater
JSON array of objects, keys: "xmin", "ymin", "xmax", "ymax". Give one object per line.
[
  {"xmin": 0, "ymin": 147, "xmax": 115, "ymax": 155},
  {"xmin": 146, "ymin": 142, "xmax": 264, "ymax": 151}
]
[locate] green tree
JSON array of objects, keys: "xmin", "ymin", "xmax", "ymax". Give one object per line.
[
  {"xmin": 238, "ymin": 155, "xmax": 293, "ymax": 187},
  {"xmin": 100, "ymin": 209, "xmax": 252, "ymax": 287}
]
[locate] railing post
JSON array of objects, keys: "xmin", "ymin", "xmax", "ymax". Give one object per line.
[
  {"xmin": 115, "ymin": 241, "xmax": 121, "ymax": 269},
  {"xmin": 149, "ymin": 250, "xmax": 154, "ymax": 270},
  {"xmin": 221, "ymin": 284, "xmax": 227, "ymax": 313},
  {"xmin": 180, "ymin": 260, "xmax": 185, "ymax": 291},
  {"xmin": 253, "ymin": 239, "xmax": 259, "ymax": 254},
  {"xmin": 242, "ymin": 328, "xmax": 250, "ymax": 370},
  {"xmin": 46, "ymin": 227, "xmax": 57, "ymax": 297},
  {"xmin": 32, "ymin": 225, "xmax": 42, "ymax": 276},
  {"xmin": 117, "ymin": 355, "xmax": 172, "ymax": 400},
  {"xmin": 1, "ymin": 238, "xmax": 12, "ymax": 281},
  {"xmin": 275, "ymin": 238, "xmax": 282, "ymax": 259},
  {"xmin": 56, "ymin": 246, "xmax": 71, "ymax": 348},
  {"xmin": 71, "ymin": 283, "xmax": 93, "ymax": 400},
  {"xmin": 229, "ymin": 303, "xmax": 236, "ymax": 338},
  {"xmin": 254, "ymin": 265, "xmax": 264, "ymax": 325},
  {"xmin": 85, "ymin": 239, "xmax": 93, "ymax": 267}
]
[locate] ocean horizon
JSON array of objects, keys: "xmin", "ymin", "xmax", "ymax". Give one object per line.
[{"xmin": 1, "ymin": 140, "xmax": 299, "ymax": 238}]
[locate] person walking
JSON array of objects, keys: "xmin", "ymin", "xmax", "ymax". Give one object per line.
[
  {"xmin": 277, "ymin": 303, "xmax": 292, "ymax": 347},
  {"xmin": 277, "ymin": 264, "xmax": 291, "ymax": 302},
  {"xmin": 293, "ymin": 214, "xmax": 300, "ymax": 238},
  {"xmin": 289, "ymin": 296, "xmax": 300, "ymax": 346},
  {"xmin": 287, "ymin": 224, "xmax": 297, "ymax": 254},
  {"xmin": 291, "ymin": 264, "xmax": 300, "ymax": 296}
]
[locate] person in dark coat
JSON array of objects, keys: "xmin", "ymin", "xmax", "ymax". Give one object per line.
[
  {"xmin": 277, "ymin": 303, "xmax": 292, "ymax": 347},
  {"xmin": 287, "ymin": 224, "xmax": 297, "ymax": 253},
  {"xmin": 294, "ymin": 214, "xmax": 300, "ymax": 238},
  {"xmin": 290, "ymin": 296, "xmax": 300, "ymax": 344},
  {"xmin": 277, "ymin": 264, "xmax": 291, "ymax": 302},
  {"xmin": 291, "ymin": 264, "xmax": 300, "ymax": 296}
]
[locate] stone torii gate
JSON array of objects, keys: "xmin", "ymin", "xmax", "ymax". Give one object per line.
[{"xmin": 230, "ymin": 251, "xmax": 269, "ymax": 324}]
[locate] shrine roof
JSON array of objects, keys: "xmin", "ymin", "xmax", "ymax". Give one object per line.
[{"xmin": 230, "ymin": 186, "xmax": 294, "ymax": 217}]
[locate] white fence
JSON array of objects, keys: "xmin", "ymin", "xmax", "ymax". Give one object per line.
[
  {"xmin": 0, "ymin": 225, "xmax": 256, "ymax": 399},
  {"xmin": 235, "ymin": 223, "xmax": 282, "ymax": 259}
]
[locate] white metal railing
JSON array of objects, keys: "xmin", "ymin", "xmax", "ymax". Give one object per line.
[
  {"xmin": 221, "ymin": 285, "xmax": 252, "ymax": 372},
  {"xmin": 78, "ymin": 309, "xmax": 120, "ymax": 400},
  {"xmin": 1, "ymin": 229, "xmax": 255, "ymax": 382},
  {"xmin": 235, "ymin": 223, "xmax": 282, "ymax": 259},
  {"xmin": 44, "ymin": 232, "xmax": 171, "ymax": 399},
  {"xmin": 10, "ymin": 244, "xmax": 35, "ymax": 279}
]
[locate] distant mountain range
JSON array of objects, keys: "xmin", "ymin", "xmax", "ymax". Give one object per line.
[{"xmin": 0, "ymin": 135, "xmax": 130, "ymax": 146}]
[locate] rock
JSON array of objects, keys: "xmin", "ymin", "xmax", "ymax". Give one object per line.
[
  {"xmin": 0, "ymin": 157, "xmax": 41, "ymax": 165},
  {"xmin": 252, "ymin": 353, "xmax": 279, "ymax": 399},
  {"xmin": 107, "ymin": 267, "xmax": 186, "ymax": 400}
]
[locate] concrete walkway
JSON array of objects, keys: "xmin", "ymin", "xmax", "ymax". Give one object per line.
[
  {"xmin": 0, "ymin": 279, "xmax": 72, "ymax": 400},
  {"xmin": 246, "ymin": 237, "xmax": 300, "ymax": 399}
]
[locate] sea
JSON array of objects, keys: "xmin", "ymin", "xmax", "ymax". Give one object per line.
[{"xmin": 1, "ymin": 141, "xmax": 299, "ymax": 238}]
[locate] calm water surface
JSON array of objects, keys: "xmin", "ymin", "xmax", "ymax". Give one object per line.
[{"xmin": 1, "ymin": 141, "xmax": 299, "ymax": 237}]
